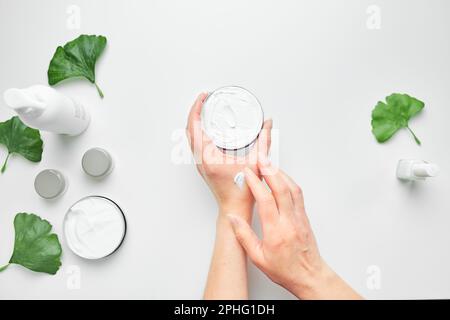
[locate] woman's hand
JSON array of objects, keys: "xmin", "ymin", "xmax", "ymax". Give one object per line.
[
  {"xmin": 228, "ymin": 153, "xmax": 362, "ymax": 300},
  {"xmin": 187, "ymin": 93, "xmax": 273, "ymax": 299},
  {"xmin": 186, "ymin": 93, "xmax": 273, "ymax": 219}
]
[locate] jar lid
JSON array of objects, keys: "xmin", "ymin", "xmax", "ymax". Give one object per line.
[
  {"xmin": 82, "ymin": 147, "xmax": 113, "ymax": 177},
  {"xmin": 34, "ymin": 169, "xmax": 66, "ymax": 199}
]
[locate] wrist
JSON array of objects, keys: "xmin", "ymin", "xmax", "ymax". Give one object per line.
[
  {"xmin": 290, "ymin": 261, "xmax": 361, "ymax": 300},
  {"xmin": 289, "ymin": 261, "xmax": 337, "ymax": 299},
  {"xmin": 218, "ymin": 201, "xmax": 254, "ymax": 221}
]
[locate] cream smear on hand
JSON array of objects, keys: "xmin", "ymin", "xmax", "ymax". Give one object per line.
[
  {"xmin": 234, "ymin": 172, "xmax": 246, "ymax": 190},
  {"xmin": 201, "ymin": 86, "xmax": 264, "ymax": 150},
  {"xmin": 63, "ymin": 196, "xmax": 126, "ymax": 260}
]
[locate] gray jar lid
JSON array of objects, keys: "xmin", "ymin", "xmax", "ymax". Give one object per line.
[
  {"xmin": 82, "ymin": 147, "xmax": 113, "ymax": 178},
  {"xmin": 34, "ymin": 169, "xmax": 67, "ymax": 199}
]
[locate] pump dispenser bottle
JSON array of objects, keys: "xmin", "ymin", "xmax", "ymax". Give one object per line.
[{"xmin": 3, "ymin": 85, "xmax": 90, "ymax": 136}]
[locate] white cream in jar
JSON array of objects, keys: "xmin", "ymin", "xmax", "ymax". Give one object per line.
[
  {"xmin": 63, "ymin": 196, "xmax": 126, "ymax": 260},
  {"xmin": 201, "ymin": 86, "xmax": 264, "ymax": 150}
]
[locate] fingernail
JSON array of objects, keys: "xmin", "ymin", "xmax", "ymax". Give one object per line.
[
  {"xmin": 198, "ymin": 92, "xmax": 207, "ymax": 102},
  {"xmin": 258, "ymin": 152, "xmax": 270, "ymax": 166}
]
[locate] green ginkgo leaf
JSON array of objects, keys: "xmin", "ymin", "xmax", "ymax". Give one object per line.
[
  {"xmin": 371, "ymin": 93, "xmax": 424, "ymax": 145},
  {"xmin": 48, "ymin": 34, "xmax": 107, "ymax": 98},
  {"xmin": 0, "ymin": 116, "xmax": 43, "ymax": 173},
  {"xmin": 0, "ymin": 213, "xmax": 62, "ymax": 275}
]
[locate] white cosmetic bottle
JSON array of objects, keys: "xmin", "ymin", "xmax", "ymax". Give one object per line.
[
  {"xmin": 3, "ymin": 85, "xmax": 90, "ymax": 136},
  {"xmin": 396, "ymin": 159, "xmax": 440, "ymax": 181}
]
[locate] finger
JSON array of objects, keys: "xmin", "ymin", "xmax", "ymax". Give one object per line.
[
  {"xmin": 278, "ymin": 170, "xmax": 312, "ymax": 229},
  {"xmin": 186, "ymin": 92, "xmax": 208, "ymax": 135},
  {"xmin": 279, "ymin": 170, "xmax": 305, "ymax": 212},
  {"xmin": 189, "ymin": 119, "xmax": 216, "ymax": 164},
  {"xmin": 187, "ymin": 92, "xmax": 208, "ymax": 125},
  {"xmin": 201, "ymin": 132, "xmax": 220, "ymax": 166},
  {"xmin": 243, "ymin": 167, "xmax": 278, "ymax": 230},
  {"xmin": 228, "ymin": 215, "xmax": 264, "ymax": 267},
  {"xmin": 248, "ymin": 119, "xmax": 272, "ymax": 168},
  {"xmin": 257, "ymin": 152, "xmax": 295, "ymax": 217},
  {"xmin": 186, "ymin": 93, "xmax": 207, "ymax": 153},
  {"xmin": 256, "ymin": 119, "xmax": 273, "ymax": 156}
]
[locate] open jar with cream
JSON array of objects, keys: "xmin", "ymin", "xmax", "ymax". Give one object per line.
[
  {"xmin": 201, "ymin": 86, "xmax": 264, "ymax": 150},
  {"xmin": 63, "ymin": 196, "xmax": 126, "ymax": 260}
]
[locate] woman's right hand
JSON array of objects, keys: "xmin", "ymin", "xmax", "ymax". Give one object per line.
[{"xmin": 228, "ymin": 152, "xmax": 362, "ymax": 300}]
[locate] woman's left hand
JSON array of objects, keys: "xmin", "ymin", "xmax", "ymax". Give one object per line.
[{"xmin": 186, "ymin": 93, "xmax": 273, "ymax": 219}]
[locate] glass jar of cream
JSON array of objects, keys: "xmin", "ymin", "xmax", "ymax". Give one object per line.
[
  {"xmin": 63, "ymin": 196, "xmax": 126, "ymax": 260},
  {"xmin": 201, "ymin": 86, "xmax": 264, "ymax": 150}
]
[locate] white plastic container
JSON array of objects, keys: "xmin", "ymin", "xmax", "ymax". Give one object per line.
[
  {"xmin": 34, "ymin": 169, "xmax": 67, "ymax": 199},
  {"xmin": 3, "ymin": 85, "xmax": 90, "ymax": 135},
  {"xmin": 396, "ymin": 159, "xmax": 440, "ymax": 181},
  {"xmin": 82, "ymin": 147, "xmax": 114, "ymax": 178}
]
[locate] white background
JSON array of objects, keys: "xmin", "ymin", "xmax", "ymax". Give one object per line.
[{"xmin": 0, "ymin": 0, "xmax": 449, "ymax": 299}]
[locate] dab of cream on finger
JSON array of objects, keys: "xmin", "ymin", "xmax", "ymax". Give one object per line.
[{"xmin": 234, "ymin": 172, "xmax": 246, "ymax": 190}]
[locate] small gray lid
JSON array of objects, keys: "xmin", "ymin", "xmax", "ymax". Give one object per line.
[
  {"xmin": 34, "ymin": 169, "xmax": 66, "ymax": 199},
  {"xmin": 82, "ymin": 148, "xmax": 113, "ymax": 177}
]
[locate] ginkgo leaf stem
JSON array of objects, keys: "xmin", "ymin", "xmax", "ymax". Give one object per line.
[
  {"xmin": 1, "ymin": 153, "xmax": 10, "ymax": 174},
  {"xmin": 95, "ymin": 83, "xmax": 104, "ymax": 98},
  {"xmin": 0, "ymin": 264, "xmax": 10, "ymax": 272},
  {"xmin": 407, "ymin": 126, "xmax": 421, "ymax": 146}
]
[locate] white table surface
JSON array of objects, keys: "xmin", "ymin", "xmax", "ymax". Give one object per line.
[{"xmin": 1, "ymin": 0, "xmax": 449, "ymax": 300}]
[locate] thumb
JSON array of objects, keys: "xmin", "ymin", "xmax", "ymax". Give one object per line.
[
  {"xmin": 259, "ymin": 119, "xmax": 273, "ymax": 156},
  {"xmin": 227, "ymin": 215, "xmax": 264, "ymax": 267}
]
